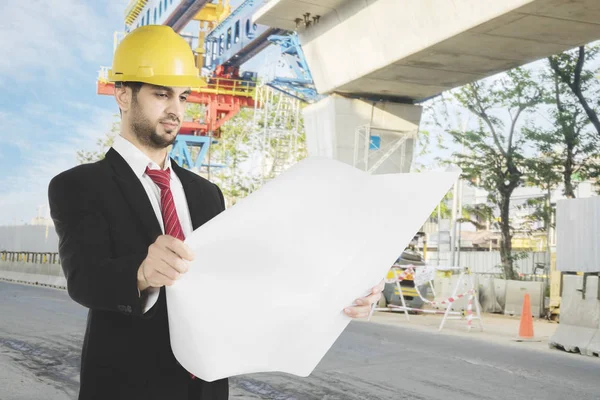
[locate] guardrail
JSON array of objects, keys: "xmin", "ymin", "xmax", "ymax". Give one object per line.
[
  {"xmin": 0, "ymin": 252, "xmax": 66, "ymax": 289},
  {"xmin": 0, "ymin": 251, "xmax": 60, "ymax": 264}
]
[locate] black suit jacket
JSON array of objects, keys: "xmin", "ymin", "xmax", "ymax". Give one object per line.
[{"xmin": 48, "ymin": 148, "xmax": 229, "ymax": 400}]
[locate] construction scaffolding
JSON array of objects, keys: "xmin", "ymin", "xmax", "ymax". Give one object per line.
[
  {"xmin": 353, "ymin": 124, "xmax": 418, "ymax": 175},
  {"xmin": 252, "ymin": 83, "xmax": 304, "ymax": 183}
]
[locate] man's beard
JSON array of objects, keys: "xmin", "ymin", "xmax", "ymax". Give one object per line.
[{"xmin": 130, "ymin": 102, "xmax": 177, "ymax": 149}]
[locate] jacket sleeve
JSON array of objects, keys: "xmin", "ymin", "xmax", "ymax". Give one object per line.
[
  {"xmin": 214, "ymin": 183, "xmax": 226, "ymax": 212},
  {"xmin": 48, "ymin": 169, "xmax": 148, "ymax": 317}
]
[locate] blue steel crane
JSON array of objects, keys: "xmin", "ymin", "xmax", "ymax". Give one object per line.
[
  {"xmin": 202, "ymin": 0, "xmax": 320, "ymax": 102},
  {"xmin": 107, "ymin": 0, "xmax": 320, "ymax": 172}
]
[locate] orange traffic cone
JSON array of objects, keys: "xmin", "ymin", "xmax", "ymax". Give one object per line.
[{"xmin": 514, "ymin": 293, "xmax": 540, "ymax": 342}]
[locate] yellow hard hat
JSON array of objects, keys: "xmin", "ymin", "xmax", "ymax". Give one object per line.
[{"xmin": 108, "ymin": 25, "xmax": 204, "ymax": 88}]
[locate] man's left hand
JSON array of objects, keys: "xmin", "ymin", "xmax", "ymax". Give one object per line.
[{"xmin": 343, "ymin": 279, "xmax": 385, "ymax": 318}]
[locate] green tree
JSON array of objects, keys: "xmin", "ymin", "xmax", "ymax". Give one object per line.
[
  {"xmin": 459, "ymin": 203, "xmax": 496, "ymax": 230},
  {"xmin": 77, "ymin": 116, "xmax": 120, "ymax": 164},
  {"xmin": 447, "ymin": 68, "xmax": 543, "ymax": 280},
  {"xmin": 429, "ymin": 192, "xmax": 452, "ymax": 221},
  {"xmin": 77, "ymin": 103, "xmax": 204, "ymax": 165},
  {"xmin": 524, "ymin": 51, "xmax": 599, "ymax": 198},
  {"xmin": 549, "ymin": 45, "xmax": 600, "ymax": 136},
  {"xmin": 548, "ymin": 45, "xmax": 600, "ymax": 190},
  {"xmin": 209, "ymin": 90, "xmax": 307, "ymax": 206},
  {"xmin": 252, "ymin": 91, "xmax": 307, "ymax": 180},
  {"xmin": 77, "ymin": 90, "xmax": 307, "ymax": 207},
  {"xmin": 519, "ymin": 157, "xmax": 561, "ymax": 238},
  {"xmin": 185, "ymin": 103, "xmax": 205, "ymax": 121},
  {"xmin": 415, "ymin": 101, "xmax": 454, "ymax": 220},
  {"xmin": 414, "ymin": 98, "xmax": 453, "ymax": 173},
  {"xmin": 210, "ymin": 107, "xmax": 260, "ymax": 206}
]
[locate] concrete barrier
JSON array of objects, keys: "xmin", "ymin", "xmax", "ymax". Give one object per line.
[
  {"xmin": 478, "ymin": 275, "xmax": 503, "ymax": 313},
  {"xmin": 550, "ymin": 275, "xmax": 600, "ymax": 357},
  {"xmin": 432, "ymin": 276, "xmax": 543, "ymax": 316},
  {"xmin": 0, "ymin": 261, "xmax": 66, "ymax": 289},
  {"xmin": 589, "ymin": 322, "xmax": 600, "ymax": 357},
  {"xmin": 494, "ymin": 278, "xmax": 507, "ymax": 310},
  {"xmin": 503, "ymin": 280, "xmax": 544, "ymax": 317}
]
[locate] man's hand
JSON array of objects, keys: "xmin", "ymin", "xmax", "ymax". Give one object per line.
[
  {"xmin": 137, "ymin": 235, "xmax": 195, "ymax": 292},
  {"xmin": 343, "ymin": 279, "xmax": 385, "ymax": 318}
]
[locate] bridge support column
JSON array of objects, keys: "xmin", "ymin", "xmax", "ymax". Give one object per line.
[{"xmin": 302, "ymin": 94, "xmax": 422, "ymax": 174}]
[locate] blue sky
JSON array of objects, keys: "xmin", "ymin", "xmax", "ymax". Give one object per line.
[
  {"xmin": 0, "ymin": 0, "xmax": 278, "ymax": 226},
  {"xmin": 1, "ymin": 1, "xmax": 592, "ymax": 226},
  {"xmin": 0, "ymin": 1, "xmax": 129, "ymax": 225}
]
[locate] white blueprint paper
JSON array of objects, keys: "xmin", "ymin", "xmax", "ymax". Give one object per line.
[{"xmin": 166, "ymin": 157, "xmax": 459, "ymax": 382}]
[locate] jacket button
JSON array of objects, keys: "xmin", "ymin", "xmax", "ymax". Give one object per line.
[{"xmin": 118, "ymin": 305, "xmax": 131, "ymax": 314}]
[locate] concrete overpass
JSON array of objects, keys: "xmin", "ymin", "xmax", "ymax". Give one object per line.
[{"xmin": 254, "ymin": 0, "xmax": 600, "ymax": 174}]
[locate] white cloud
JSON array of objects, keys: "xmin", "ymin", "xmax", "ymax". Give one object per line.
[
  {"xmin": 0, "ymin": 0, "xmax": 127, "ymax": 225},
  {"xmin": 0, "ymin": 102, "xmax": 116, "ymax": 225},
  {"xmin": 0, "ymin": 0, "xmax": 119, "ymax": 85},
  {"xmin": 0, "ymin": 110, "xmax": 47, "ymax": 153}
]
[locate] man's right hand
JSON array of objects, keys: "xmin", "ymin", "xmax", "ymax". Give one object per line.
[{"xmin": 137, "ymin": 235, "xmax": 195, "ymax": 292}]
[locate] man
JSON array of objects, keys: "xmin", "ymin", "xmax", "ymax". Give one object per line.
[{"xmin": 49, "ymin": 25, "xmax": 383, "ymax": 400}]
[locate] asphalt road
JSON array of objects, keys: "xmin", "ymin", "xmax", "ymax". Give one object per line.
[{"xmin": 1, "ymin": 281, "xmax": 599, "ymax": 400}]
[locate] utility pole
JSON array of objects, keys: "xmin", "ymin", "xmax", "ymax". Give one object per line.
[
  {"xmin": 450, "ymin": 177, "xmax": 460, "ymax": 267},
  {"xmin": 457, "ymin": 180, "xmax": 463, "ymax": 267},
  {"xmin": 546, "ymin": 183, "xmax": 552, "ymax": 291},
  {"xmin": 436, "ymin": 203, "xmax": 441, "ymax": 267},
  {"xmin": 450, "ymin": 117, "xmax": 468, "ymax": 268},
  {"xmin": 539, "ymin": 155, "xmax": 553, "ymax": 292}
]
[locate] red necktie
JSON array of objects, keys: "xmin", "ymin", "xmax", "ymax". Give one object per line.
[
  {"xmin": 145, "ymin": 167, "xmax": 185, "ymax": 241},
  {"xmin": 145, "ymin": 166, "xmax": 196, "ymax": 380}
]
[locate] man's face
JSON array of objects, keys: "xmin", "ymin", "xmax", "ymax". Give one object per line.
[{"xmin": 128, "ymin": 84, "xmax": 191, "ymax": 149}]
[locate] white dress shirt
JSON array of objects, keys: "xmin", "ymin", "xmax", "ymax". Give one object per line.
[{"xmin": 112, "ymin": 134, "xmax": 193, "ymax": 313}]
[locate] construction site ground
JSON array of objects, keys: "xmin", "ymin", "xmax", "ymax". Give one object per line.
[
  {"xmin": 367, "ymin": 308, "xmax": 559, "ymax": 353},
  {"xmin": 2, "ymin": 281, "xmax": 599, "ymax": 400}
]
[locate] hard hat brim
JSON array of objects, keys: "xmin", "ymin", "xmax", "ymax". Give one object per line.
[{"xmin": 108, "ymin": 71, "xmax": 206, "ymax": 89}]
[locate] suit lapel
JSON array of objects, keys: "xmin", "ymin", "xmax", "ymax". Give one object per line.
[{"xmin": 105, "ymin": 148, "xmax": 163, "ymax": 242}]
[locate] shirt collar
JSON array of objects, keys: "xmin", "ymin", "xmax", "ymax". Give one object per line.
[{"xmin": 112, "ymin": 134, "xmax": 171, "ymax": 179}]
